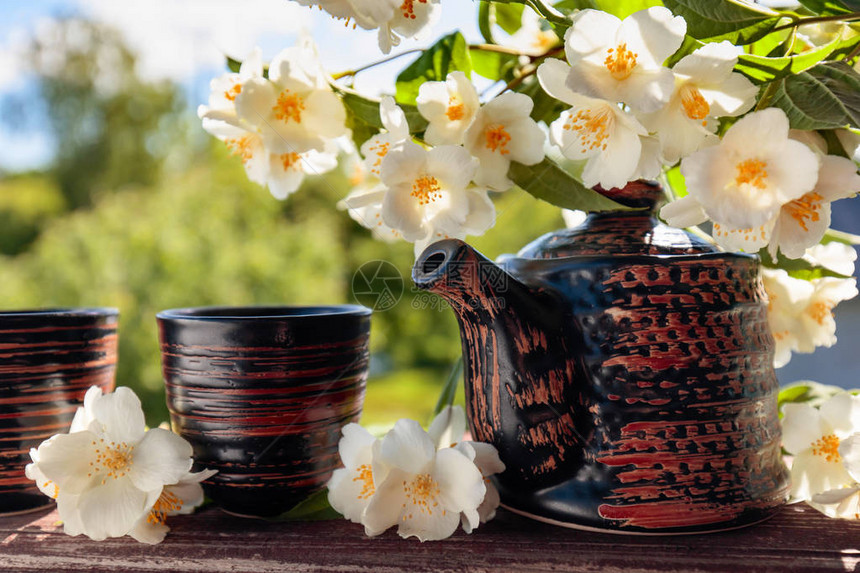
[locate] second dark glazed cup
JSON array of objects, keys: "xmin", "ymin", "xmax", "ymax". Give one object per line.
[
  {"xmin": 157, "ymin": 305, "xmax": 371, "ymax": 517},
  {"xmin": 0, "ymin": 308, "xmax": 118, "ymax": 515}
]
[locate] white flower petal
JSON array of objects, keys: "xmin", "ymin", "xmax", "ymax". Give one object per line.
[
  {"xmin": 839, "ymin": 434, "xmax": 860, "ymax": 482},
  {"xmin": 380, "ymin": 95, "xmax": 409, "ymax": 140},
  {"xmin": 661, "ymin": 195, "xmax": 709, "ymax": 228},
  {"xmin": 564, "ymin": 10, "xmax": 621, "ymax": 65},
  {"xmin": 462, "ymin": 188, "xmax": 496, "ymax": 235},
  {"xmin": 426, "ymin": 145, "xmax": 477, "ymax": 191},
  {"xmin": 362, "ymin": 467, "xmax": 410, "ymax": 536},
  {"xmin": 76, "ymin": 478, "xmax": 156, "ymax": 540},
  {"xmin": 57, "ymin": 493, "xmax": 85, "ymax": 537},
  {"xmin": 812, "ymin": 484, "xmax": 860, "ymax": 505},
  {"xmin": 781, "ymin": 402, "xmax": 825, "ymax": 455},
  {"xmin": 128, "ymin": 518, "xmax": 169, "ymax": 545},
  {"xmin": 673, "ymin": 41, "xmax": 739, "ymax": 83},
  {"xmin": 427, "ymin": 406, "xmax": 467, "ymax": 449},
  {"xmin": 378, "ymin": 419, "xmax": 436, "ymax": 474},
  {"xmin": 819, "ymin": 393, "xmax": 860, "ymax": 437},
  {"xmin": 433, "ymin": 447, "xmax": 485, "ymax": 514},
  {"xmin": 699, "ymin": 72, "xmax": 757, "ymax": 117},
  {"xmin": 128, "ymin": 428, "xmax": 193, "ymax": 493},
  {"xmin": 396, "ymin": 497, "xmax": 461, "ymax": 542},
  {"xmin": 619, "ymin": 6, "xmax": 686, "ymax": 66},
  {"xmin": 91, "ymin": 387, "xmax": 147, "ymax": 444},
  {"xmin": 382, "ymin": 186, "xmax": 427, "ymax": 241},
  {"xmin": 537, "ymin": 58, "xmax": 580, "ymax": 106},
  {"xmin": 36, "ymin": 431, "xmax": 100, "ymax": 494},
  {"xmin": 327, "ymin": 466, "xmax": 372, "ymax": 524},
  {"xmin": 790, "ymin": 449, "xmax": 854, "ymax": 500},
  {"xmin": 339, "ymin": 423, "xmax": 377, "ymax": 470}
]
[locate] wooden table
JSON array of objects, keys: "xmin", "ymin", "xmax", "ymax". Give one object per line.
[{"xmin": 1, "ymin": 503, "xmax": 858, "ymax": 572}]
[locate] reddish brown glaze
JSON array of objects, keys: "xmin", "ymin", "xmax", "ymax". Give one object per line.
[
  {"xmin": 158, "ymin": 306, "xmax": 370, "ymax": 517},
  {"xmin": 413, "ymin": 180, "xmax": 788, "ymax": 534},
  {"xmin": 0, "ymin": 309, "xmax": 118, "ymax": 514}
]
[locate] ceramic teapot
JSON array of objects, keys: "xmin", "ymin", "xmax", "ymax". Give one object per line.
[{"xmin": 412, "ymin": 180, "xmax": 789, "ymax": 534}]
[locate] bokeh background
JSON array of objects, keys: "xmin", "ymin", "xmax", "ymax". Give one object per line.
[{"xmin": 1, "ymin": 0, "xmax": 857, "ymax": 427}]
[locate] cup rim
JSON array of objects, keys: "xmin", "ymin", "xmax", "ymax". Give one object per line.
[
  {"xmin": 156, "ymin": 304, "xmax": 372, "ymax": 321},
  {"xmin": 0, "ymin": 307, "xmax": 119, "ymax": 318}
]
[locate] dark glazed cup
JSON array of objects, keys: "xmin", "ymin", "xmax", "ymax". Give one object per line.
[
  {"xmin": 0, "ymin": 308, "xmax": 118, "ymax": 515},
  {"xmin": 157, "ymin": 305, "xmax": 371, "ymax": 517}
]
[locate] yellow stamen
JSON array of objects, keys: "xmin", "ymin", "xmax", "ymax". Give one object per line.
[
  {"xmin": 400, "ymin": 0, "xmax": 428, "ymax": 20},
  {"xmin": 680, "ymin": 84, "xmax": 709, "ymax": 121},
  {"xmin": 92, "ymin": 438, "xmax": 134, "ymax": 483},
  {"xmin": 532, "ymin": 31, "xmax": 557, "ymax": 51},
  {"xmin": 446, "ymin": 97, "xmax": 465, "ymax": 121},
  {"xmin": 785, "ymin": 192, "xmax": 823, "ymax": 232},
  {"xmin": 811, "ymin": 434, "xmax": 841, "ymax": 463},
  {"xmin": 225, "ymin": 136, "xmax": 255, "ymax": 164},
  {"xmin": 367, "ymin": 141, "xmax": 391, "ymax": 177},
  {"xmin": 806, "ymin": 300, "xmax": 833, "ymax": 326},
  {"xmin": 604, "ymin": 43, "xmax": 638, "ymax": 81},
  {"xmin": 273, "ymin": 90, "xmax": 306, "ymax": 124},
  {"xmin": 563, "ymin": 107, "xmax": 610, "ymax": 151},
  {"xmin": 411, "ymin": 175, "xmax": 442, "ymax": 205},
  {"xmin": 734, "ymin": 159, "xmax": 768, "ymax": 190},
  {"xmin": 485, "ymin": 125, "xmax": 512, "ymax": 155},
  {"xmin": 280, "ymin": 152, "xmax": 301, "ymax": 172},
  {"xmin": 146, "ymin": 489, "xmax": 183, "ymax": 525},
  {"xmin": 224, "ymin": 83, "xmax": 242, "ymax": 102},
  {"xmin": 352, "ymin": 464, "xmax": 375, "ymax": 500},
  {"xmin": 402, "ymin": 474, "xmax": 443, "ymax": 518}
]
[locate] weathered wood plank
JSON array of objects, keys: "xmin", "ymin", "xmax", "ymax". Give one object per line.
[{"xmin": 0, "ymin": 504, "xmax": 858, "ymax": 572}]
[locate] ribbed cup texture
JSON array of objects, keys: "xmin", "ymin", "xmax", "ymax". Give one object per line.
[
  {"xmin": 158, "ymin": 306, "xmax": 370, "ymax": 517},
  {"xmin": 0, "ymin": 309, "xmax": 118, "ymax": 515}
]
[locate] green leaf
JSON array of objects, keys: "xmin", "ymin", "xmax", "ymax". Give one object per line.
[
  {"xmin": 433, "ymin": 357, "xmax": 463, "ymax": 417},
  {"xmin": 225, "ymin": 56, "xmax": 268, "ymax": 78},
  {"xmin": 509, "ymin": 158, "xmax": 634, "ymax": 211},
  {"xmin": 777, "ymin": 381, "xmax": 847, "ymax": 417},
  {"xmin": 759, "ymin": 248, "xmax": 853, "ymax": 280},
  {"xmin": 662, "ymin": 0, "xmax": 782, "ymax": 44},
  {"xmin": 592, "ymin": 0, "xmax": 663, "ymax": 19},
  {"xmin": 336, "ymin": 87, "xmax": 428, "ymax": 148},
  {"xmin": 517, "ymin": 79, "xmax": 565, "ymax": 123},
  {"xmin": 395, "ymin": 32, "xmax": 472, "ymax": 105},
  {"xmin": 337, "ymin": 87, "xmax": 428, "ymax": 133},
  {"xmin": 735, "ymin": 32, "xmax": 850, "ymax": 84},
  {"xmin": 664, "ymin": 165, "xmax": 688, "ymax": 198},
  {"xmin": 553, "ymin": 0, "xmax": 598, "ymax": 14},
  {"xmin": 471, "ymin": 49, "xmax": 519, "ymax": 81},
  {"xmin": 495, "ymin": 3, "xmax": 526, "ymax": 34},
  {"xmin": 797, "ymin": 0, "xmax": 854, "ymax": 15},
  {"xmin": 769, "ymin": 61, "xmax": 860, "ymax": 130},
  {"xmin": 666, "ymin": 35, "xmax": 704, "ymax": 68},
  {"xmin": 479, "ymin": 2, "xmax": 496, "ymax": 43},
  {"xmin": 269, "ymin": 489, "xmax": 339, "ymax": 521},
  {"xmin": 490, "ymin": 0, "xmax": 572, "ymax": 32}
]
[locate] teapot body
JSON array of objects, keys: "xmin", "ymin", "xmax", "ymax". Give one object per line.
[
  {"xmin": 490, "ymin": 252, "xmax": 788, "ymax": 533},
  {"xmin": 413, "ymin": 181, "xmax": 789, "ymax": 534}
]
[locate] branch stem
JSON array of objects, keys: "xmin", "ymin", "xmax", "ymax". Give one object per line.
[
  {"xmin": 331, "ymin": 49, "xmax": 423, "ymax": 80},
  {"xmin": 771, "ymin": 12, "xmax": 860, "ymax": 32}
]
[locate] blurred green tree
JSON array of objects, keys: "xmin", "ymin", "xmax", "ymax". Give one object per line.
[
  {"xmin": 1, "ymin": 16, "xmax": 565, "ymax": 426},
  {"xmin": 26, "ymin": 18, "xmax": 185, "ymax": 211}
]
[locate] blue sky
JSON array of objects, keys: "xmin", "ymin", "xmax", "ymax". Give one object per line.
[{"xmin": 0, "ymin": 0, "xmax": 482, "ymax": 171}]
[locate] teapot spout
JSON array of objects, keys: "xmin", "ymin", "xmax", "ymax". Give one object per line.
[
  {"xmin": 412, "ymin": 239, "xmax": 534, "ymax": 316},
  {"xmin": 413, "ymin": 239, "xmax": 589, "ymax": 487}
]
